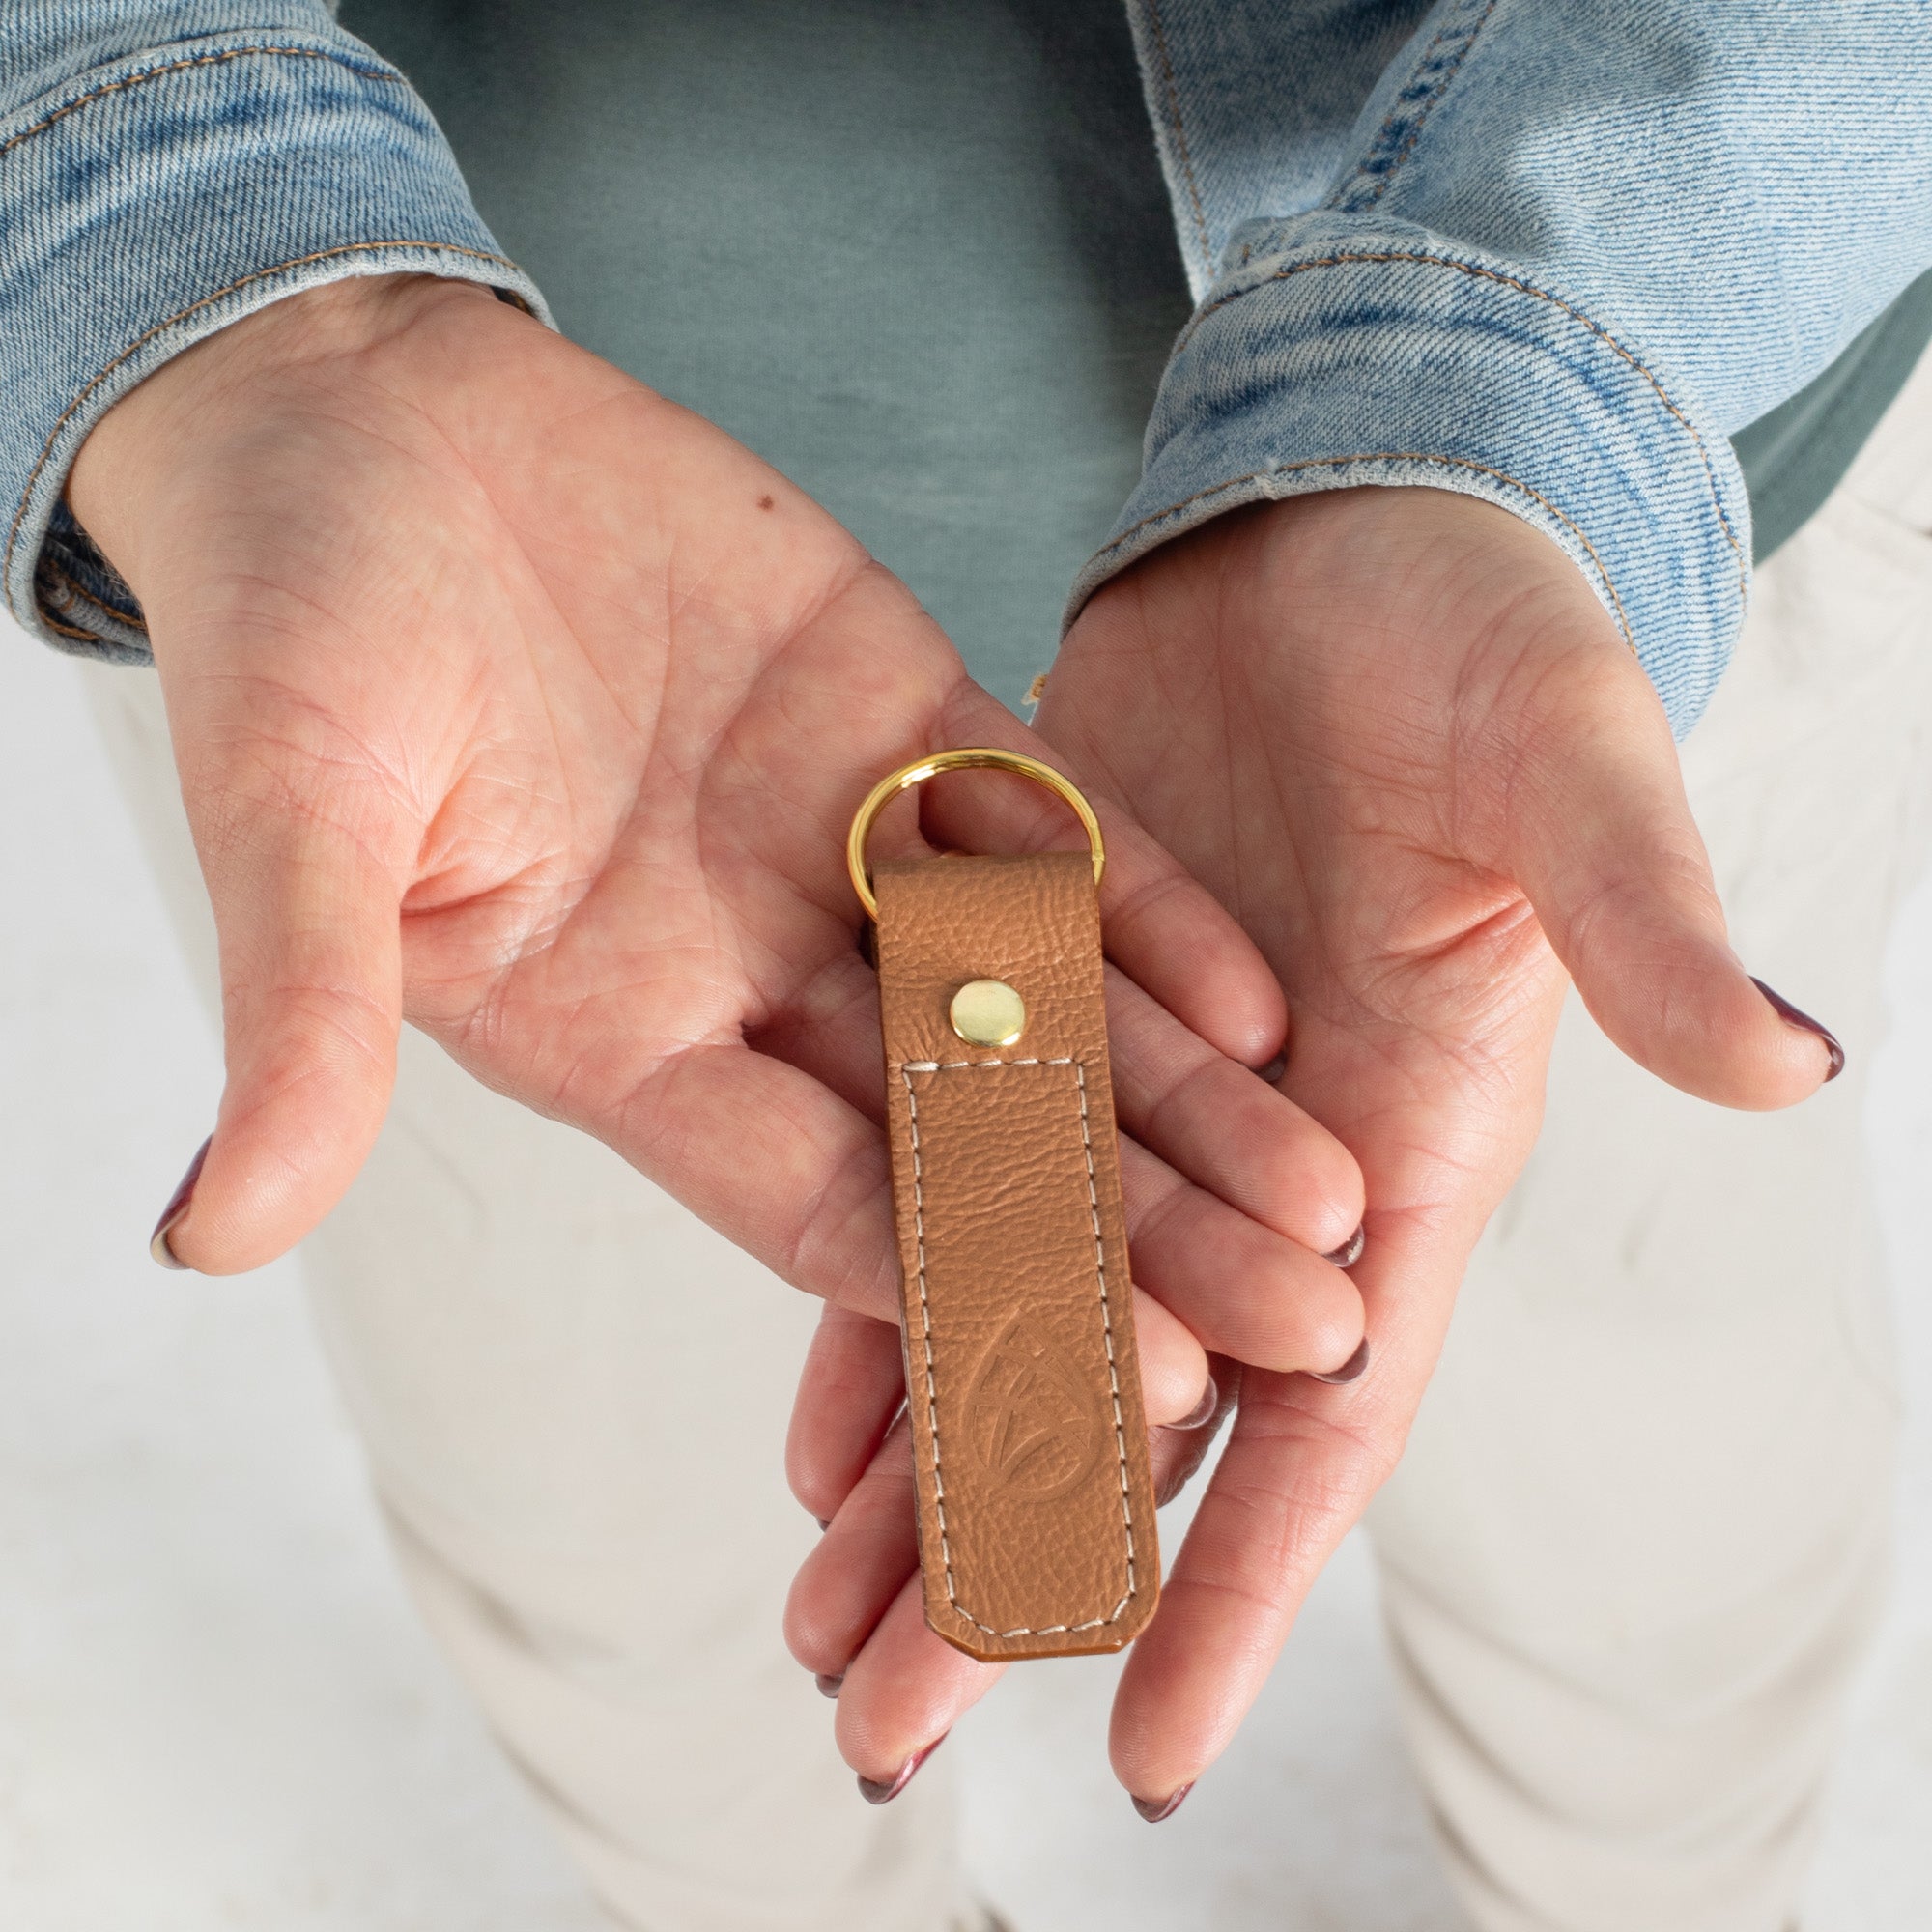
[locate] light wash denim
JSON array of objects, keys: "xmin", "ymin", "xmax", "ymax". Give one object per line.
[
  {"xmin": 2, "ymin": 1, "xmax": 1929, "ymax": 732},
  {"xmin": 1106, "ymin": 0, "xmax": 1932, "ymax": 732},
  {"xmin": 0, "ymin": 2, "xmax": 548, "ymax": 662}
]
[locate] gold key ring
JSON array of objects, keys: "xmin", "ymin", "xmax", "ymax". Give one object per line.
[{"xmin": 845, "ymin": 748, "xmax": 1106, "ymax": 921}]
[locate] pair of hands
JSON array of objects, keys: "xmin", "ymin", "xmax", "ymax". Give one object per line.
[{"xmin": 69, "ymin": 274, "xmax": 1834, "ymax": 1812}]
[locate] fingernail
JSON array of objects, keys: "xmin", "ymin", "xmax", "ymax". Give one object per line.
[
  {"xmin": 150, "ymin": 1136, "xmax": 211, "ymax": 1270},
  {"xmin": 815, "ymin": 1672, "xmax": 843, "ymax": 1699},
  {"xmin": 1132, "ymin": 1782, "xmax": 1193, "ymax": 1824},
  {"xmin": 1323, "ymin": 1224, "xmax": 1366, "ymax": 1268},
  {"xmin": 857, "ymin": 1732, "xmax": 947, "ymax": 1804},
  {"xmin": 1171, "ymin": 1376, "xmax": 1220, "ymax": 1431},
  {"xmin": 815, "ymin": 1518, "xmax": 830, "ymax": 1531},
  {"xmin": 1751, "ymin": 978, "xmax": 1845, "ymax": 1081},
  {"xmin": 1255, "ymin": 1052, "xmax": 1288, "ymax": 1085},
  {"xmin": 1310, "ymin": 1339, "xmax": 1370, "ymax": 1386}
]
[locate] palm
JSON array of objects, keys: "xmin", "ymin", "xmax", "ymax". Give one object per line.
[{"xmin": 1044, "ymin": 488, "xmax": 1576, "ymax": 1254}]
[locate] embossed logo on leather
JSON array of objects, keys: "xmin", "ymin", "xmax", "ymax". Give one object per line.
[{"xmin": 965, "ymin": 1311, "xmax": 1103, "ymax": 1501}]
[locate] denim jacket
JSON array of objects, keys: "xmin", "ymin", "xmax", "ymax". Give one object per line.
[{"xmin": 3, "ymin": 1, "xmax": 1928, "ymax": 734}]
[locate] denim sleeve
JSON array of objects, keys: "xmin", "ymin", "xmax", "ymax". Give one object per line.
[
  {"xmin": 1094, "ymin": 0, "xmax": 1932, "ymax": 735},
  {"xmin": 0, "ymin": 2, "xmax": 548, "ymax": 660}
]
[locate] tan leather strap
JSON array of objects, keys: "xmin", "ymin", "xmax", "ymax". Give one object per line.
[{"xmin": 874, "ymin": 850, "xmax": 1159, "ymax": 1662}]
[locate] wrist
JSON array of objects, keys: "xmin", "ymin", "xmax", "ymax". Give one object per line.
[{"xmin": 66, "ymin": 274, "xmax": 498, "ymax": 581}]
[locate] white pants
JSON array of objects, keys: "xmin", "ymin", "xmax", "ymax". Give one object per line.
[
  {"xmin": 82, "ymin": 354, "xmax": 1932, "ymax": 1932},
  {"xmin": 1368, "ymin": 351, "xmax": 1932, "ymax": 1932}
]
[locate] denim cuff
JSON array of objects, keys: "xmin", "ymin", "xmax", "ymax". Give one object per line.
[
  {"xmin": 0, "ymin": 29, "xmax": 549, "ymax": 661},
  {"xmin": 1070, "ymin": 216, "xmax": 1754, "ymax": 738}
]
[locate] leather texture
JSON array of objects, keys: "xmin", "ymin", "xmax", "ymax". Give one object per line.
[{"xmin": 874, "ymin": 850, "xmax": 1159, "ymax": 1662}]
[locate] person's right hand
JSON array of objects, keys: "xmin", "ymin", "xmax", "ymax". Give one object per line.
[
  {"xmin": 780, "ymin": 483, "xmax": 1842, "ymax": 1807},
  {"xmin": 67, "ymin": 271, "xmax": 1368, "ymax": 1422}
]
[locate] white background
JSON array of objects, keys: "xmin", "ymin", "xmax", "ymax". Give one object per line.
[{"xmin": 1, "ymin": 631, "xmax": 1925, "ymax": 1929}]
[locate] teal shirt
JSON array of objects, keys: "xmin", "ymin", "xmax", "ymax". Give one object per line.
[
  {"xmin": 1734, "ymin": 268, "xmax": 1932, "ymax": 563},
  {"xmin": 342, "ymin": 0, "xmax": 1927, "ymax": 704},
  {"xmin": 343, "ymin": 0, "xmax": 1186, "ymax": 711}
]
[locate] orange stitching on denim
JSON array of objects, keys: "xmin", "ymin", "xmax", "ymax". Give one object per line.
[
  {"xmin": 1338, "ymin": 0, "xmax": 1499, "ymax": 211},
  {"xmin": 0, "ymin": 46, "xmax": 399, "ymax": 163},
  {"xmin": 1139, "ymin": 0, "xmax": 1213, "ymax": 282},
  {"xmin": 38, "ymin": 553, "xmax": 148, "ymax": 639},
  {"xmin": 1094, "ymin": 451, "xmax": 1637, "ymax": 657},
  {"xmin": 39, "ymin": 607, "xmax": 100, "ymax": 643},
  {"xmin": 1186, "ymin": 250, "xmax": 1748, "ymax": 605},
  {"xmin": 4, "ymin": 241, "xmax": 521, "ymax": 609}
]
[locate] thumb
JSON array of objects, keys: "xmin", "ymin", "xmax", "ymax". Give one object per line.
[
  {"xmin": 1504, "ymin": 654, "xmax": 1839, "ymax": 1111},
  {"xmin": 152, "ymin": 765, "xmax": 405, "ymax": 1274}
]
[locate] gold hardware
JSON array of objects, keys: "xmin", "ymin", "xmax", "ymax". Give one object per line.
[
  {"xmin": 950, "ymin": 979, "xmax": 1027, "ymax": 1047},
  {"xmin": 845, "ymin": 748, "xmax": 1106, "ymax": 922}
]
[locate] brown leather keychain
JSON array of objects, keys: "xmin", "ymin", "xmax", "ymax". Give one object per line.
[{"xmin": 847, "ymin": 750, "xmax": 1160, "ymax": 1662}]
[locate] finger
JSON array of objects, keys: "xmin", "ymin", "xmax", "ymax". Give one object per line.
[
  {"xmin": 787, "ymin": 1304, "xmax": 905, "ymax": 1526},
  {"xmin": 588, "ymin": 1021, "xmax": 1221, "ymax": 1390},
  {"xmin": 917, "ymin": 687, "xmax": 1289, "ymax": 1068},
  {"xmin": 1105, "ymin": 1210, "xmax": 1446, "ymax": 1808},
  {"xmin": 789, "ymin": 1343, "xmax": 1288, "ymax": 1767},
  {"xmin": 1108, "ymin": 1367, "xmax": 1375, "ymax": 1809},
  {"xmin": 757, "ymin": 936, "xmax": 1353, "ymax": 1267},
  {"xmin": 785, "ymin": 1414, "xmax": 921, "ymax": 1680},
  {"xmin": 159, "ymin": 768, "xmax": 408, "ymax": 1274},
  {"xmin": 1120, "ymin": 1136, "xmax": 1364, "ymax": 1374},
  {"xmin": 607, "ymin": 1041, "xmax": 906, "ymax": 1318},
  {"xmin": 788, "ymin": 1315, "xmax": 1275, "ymax": 1789},
  {"xmin": 786, "ymin": 1316, "xmax": 1227, "ymax": 1695},
  {"xmin": 1151, "ymin": 1356, "xmax": 1243, "ymax": 1509},
  {"xmin": 1505, "ymin": 645, "xmax": 1837, "ymax": 1109},
  {"xmin": 835, "ymin": 1576, "xmax": 1005, "ymax": 1786},
  {"xmin": 1105, "ymin": 967, "xmax": 1363, "ymax": 1256},
  {"xmin": 755, "ymin": 949, "xmax": 1351, "ymax": 1381}
]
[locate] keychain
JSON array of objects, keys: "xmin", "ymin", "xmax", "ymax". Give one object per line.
[{"xmin": 847, "ymin": 749, "xmax": 1160, "ymax": 1662}]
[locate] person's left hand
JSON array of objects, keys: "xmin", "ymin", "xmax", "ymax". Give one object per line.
[{"xmin": 69, "ymin": 270, "xmax": 1368, "ymax": 1467}]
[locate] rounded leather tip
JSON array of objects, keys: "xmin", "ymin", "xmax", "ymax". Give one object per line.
[{"xmin": 1132, "ymin": 1783, "xmax": 1193, "ymax": 1824}]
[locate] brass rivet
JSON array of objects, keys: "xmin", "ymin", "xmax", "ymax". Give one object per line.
[{"xmin": 950, "ymin": 979, "xmax": 1026, "ymax": 1048}]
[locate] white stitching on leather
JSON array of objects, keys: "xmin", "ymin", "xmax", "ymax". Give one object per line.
[{"xmin": 898, "ymin": 1057, "xmax": 1137, "ymax": 1638}]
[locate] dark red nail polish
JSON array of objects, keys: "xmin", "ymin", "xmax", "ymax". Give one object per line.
[
  {"xmin": 1171, "ymin": 1377, "xmax": 1220, "ymax": 1431},
  {"xmin": 857, "ymin": 1732, "xmax": 947, "ymax": 1804},
  {"xmin": 1310, "ymin": 1339, "xmax": 1370, "ymax": 1386},
  {"xmin": 1133, "ymin": 1782, "xmax": 1193, "ymax": 1824},
  {"xmin": 815, "ymin": 1672, "xmax": 843, "ymax": 1699},
  {"xmin": 1323, "ymin": 1224, "xmax": 1366, "ymax": 1268},
  {"xmin": 1751, "ymin": 978, "xmax": 1844, "ymax": 1081},
  {"xmin": 150, "ymin": 1136, "xmax": 211, "ymax": 1270}
]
